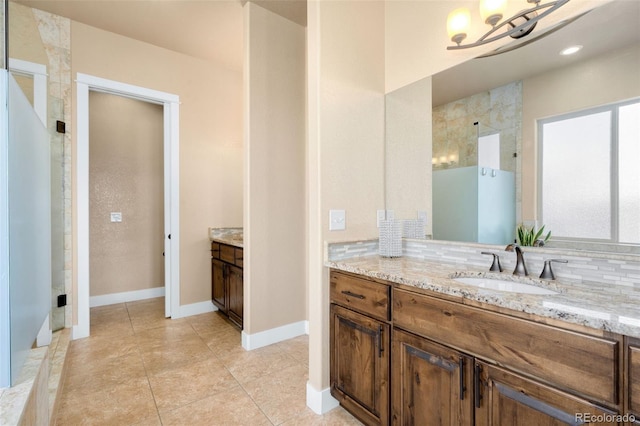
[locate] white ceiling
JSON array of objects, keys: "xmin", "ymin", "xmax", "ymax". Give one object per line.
[
  {"xmin": 15, "ymin": 0, "xmax": 307, "ymax": 72},
  {"xmin": 432, "ymin": 0, "xmax": 640, "ymax": 106}
]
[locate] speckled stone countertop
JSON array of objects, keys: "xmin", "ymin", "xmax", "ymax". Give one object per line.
[
  {"xmin": 326, "ymin": 256, "xmax": 640, "ymax": 339},
  {"xmin": 209, "ymin": 227, "xmax": 243, "ymax": 248}
]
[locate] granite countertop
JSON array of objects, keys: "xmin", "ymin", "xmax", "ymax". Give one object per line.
[
  {"xmin": 209, "ymin": 227, "xmax": 243, "ymax": 248},
  {"xmin": 326, "ymin": 255, "xmax": 640, "ymax": 339}
]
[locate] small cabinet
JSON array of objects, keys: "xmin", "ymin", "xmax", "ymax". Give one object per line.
[
  {"xmin": 476, "ymin": 361, "xmax": 619, "ymax": 426},
  {"xmin": 627, "ymin": 337, "xmax": 640, "ymax": 424},
  {"xmin": 211, "ymin": 242, "xmax": 243, "ymax": 328},
  {"xmin": 330, "ymin": 271, "xmax": 390, "ymax": 426},
  {"xmin": 392, "ymin": 328, "xmax": 473, "ymax": 425}
]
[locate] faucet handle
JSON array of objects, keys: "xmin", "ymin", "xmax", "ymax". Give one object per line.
[
  {"xmin": 539, "ymin": 259, "xmax": 568, "ymax": 280},
  {"xmin": 481, "ymin": 252, "xmax": 503, "ymax": 272}
]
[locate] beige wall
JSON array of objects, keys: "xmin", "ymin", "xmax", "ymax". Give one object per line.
[
  {"xmin": 72, "ymin": 21, "xmax": 243, "ymax": 312},
  {"xmin": 243, "ymin": 3, "xmax": 306, "ymax": 334},
  {"xmin": 521, "ymin": 44, "xmax": 640, "ymax": 222},
  {"xmin": 308, "ymin": 0, "xmax": 385, "ymax": 393},
  {"xmin": 88, "ymin": 92, "xmax": 164, "ymax": 296}
]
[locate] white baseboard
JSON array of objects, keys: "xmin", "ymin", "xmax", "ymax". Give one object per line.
[
  {"xmin": 306, "ymin": 382, "xmax": 339, "ymax": 414},
  {"xmin": 90, "ymin": 286, "xmax": 165, "ymax": 307},
  {"xmin": 173, "ymin": 300, "xmax": 217, "ymax": 319},
  {"xmin": 242, "ymin": 320, "xmax": 308, "ymax": 351}
]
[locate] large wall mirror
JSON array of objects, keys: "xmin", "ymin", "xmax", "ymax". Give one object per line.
[{"xmin": 385, "ymin": 0, "xmax": 640, "ymax": 254}]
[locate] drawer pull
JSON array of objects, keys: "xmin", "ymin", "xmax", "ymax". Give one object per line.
[
  {"xmin": 459, "ymin": 356, "xmax": 466, "ymax": 400},
  {"xmin": 341, "ymin": 290, "xmax": 365, "ymax": 300},
  {"xmin": 474, "ymin": 363, "xmax": 483, "ymax": 408},
  {"xmin": 378, "ymin": 325, "xmax": 383, "ymax": 358}
]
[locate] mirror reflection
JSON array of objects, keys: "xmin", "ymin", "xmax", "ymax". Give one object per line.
[{"xmin": 386, "ymin": 0, "xmax": 640, "ymax": 252}]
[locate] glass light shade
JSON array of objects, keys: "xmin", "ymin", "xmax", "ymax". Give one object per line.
[
  {"xmin": 447, "ymin": 8, "xmax": 471, "ymax": 45},
  {"xmin": 480, "ymin": 0, "xmax": 507, "ymax": 26}
]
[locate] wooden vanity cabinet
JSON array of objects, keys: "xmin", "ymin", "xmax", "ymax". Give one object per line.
[
  {"xmin": 476, "ymin": 361, "xmax": 620, "ymax": 426},
  {"xmin": 330, "ymin": 271, "xmax": 391, "ymax": 426},
  {"xmin": 392, "ymin": 328, "xmax": 473, "ymax": 425},
  {"xmin": 626, "ymin": 337, "xmax": 640, "ymax": 424},
  {"xmin": 211, "ymin": 242, "xmax": 243, "ymax": 328}
]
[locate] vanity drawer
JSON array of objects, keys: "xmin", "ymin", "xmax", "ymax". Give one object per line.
[
  {"xmin": 235, "ymin": 248, "xmax": 243, "ymax": 268},
  {"xmin": 220, "ymin": 244, "xmax": 236, "ymax": 264},
  {"xmin": 330, "ymin": 271, "xmax": 390, "ymax": 321},
  {"xmin": 211, "ymin": 242, "xmax": 220, "ymax": 259},
  {"xmin": 393, "ymin": 288, "xmax": 620, "ymax": 406}
]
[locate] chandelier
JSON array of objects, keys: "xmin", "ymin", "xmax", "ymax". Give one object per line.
[{"xmin": 447, "ymin": 0, "xmax": 570, "ymax": 50}]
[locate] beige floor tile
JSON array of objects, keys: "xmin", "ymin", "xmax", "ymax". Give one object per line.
[
  {"xmin": 90, "ymin": 304, "xmax": 129, "ymax": 325},
  {"xmin": 64, "ymin": 352, "xmax": 147, "ymax": 395},
  {"xmin": 134, "ymin": 320, "xmax": 197, "ymax": 348},
  {"xmin": 148, "ymin": 356, "xmax": 239, "ymax": 411},
  {"xmin": 67, "ymin": 333, "xmax": 139, "ymax": 364},
  {"xmin": 275, "ymin": 334, "xmax": 309, "ymax": 365},
  {"xmin": 159, "ymin": 385, "xmax": 272, "ymax": 426},
  {"xmin": 89, "ymin": 318, "xmax": 136, "ymax": 339},
  {"xmin": 220, "ymin": 344, "xmax": 299, "ymax": 384},
  {"xmin": 242, "ymin": 363, "xmax": 309, "ymax": 425},
  {"xmin": 280, "ymin": 406, "xmax": 364, "ymax": 425},
  {"xmin": 55, "ymin": 377, "xmax": 157, "ymax": 426},
  {"xmin": 140, "ymin": 335, "xmax": 215, "ymax": 374}
]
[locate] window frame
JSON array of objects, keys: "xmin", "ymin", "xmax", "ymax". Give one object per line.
[{"xmin": 537, "ymin": 98, "xmax": 640, "ymax": 245}]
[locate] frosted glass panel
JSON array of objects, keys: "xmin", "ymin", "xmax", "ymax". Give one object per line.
[
  {"xmin": 619, "ymin": 102, "xmax": 640, "ymax": 244},
  {"xmin": 478, "ymin": 169, "xmax": 515, "ymax": 245},
  {"xmin": 8, "ymin": 74, "xmax": 51, "ymax": 384},
  {"xmin": 542, "ymin": 112, "xmax": 611, "ymax": 240},
  {"xmin": 433, "ymin": 167, "xmax": 479, "ymax": 242}
]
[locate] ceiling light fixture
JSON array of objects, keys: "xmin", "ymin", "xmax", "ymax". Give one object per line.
[
  {"xmin": 560, "ymin": 45, "xmax": 582, "ymax": 55},
  {"xmin": 447, "ymin": 0, "xmax": 570, "ymax": 50}
]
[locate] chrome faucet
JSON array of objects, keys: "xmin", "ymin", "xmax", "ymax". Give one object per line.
[{"xmin": 505, "ymin": 243, "xmax": 528, "ymax": 276}]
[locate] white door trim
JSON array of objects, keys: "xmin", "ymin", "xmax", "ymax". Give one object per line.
[
  {"xmin": 74, "ymin": 73, "xmax": 180, "ymax": 340},
  {"xmin": 8, "ymin": 58, "xmax": 47, "ymax": 127}
]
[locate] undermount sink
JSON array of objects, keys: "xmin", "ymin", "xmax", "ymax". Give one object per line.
[{"xmin": 454, "ymin": 277, "xmax": 559, "ymax": 295}]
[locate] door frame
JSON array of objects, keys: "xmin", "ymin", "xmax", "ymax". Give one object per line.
[{"xmin": 74, "ymin": 73, "xmax": 180, "ymax": 340}]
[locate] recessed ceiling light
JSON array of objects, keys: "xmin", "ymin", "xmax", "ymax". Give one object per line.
[{"xmin": 560, "ymin": 45, "xmax": 583, "ymax": 56}]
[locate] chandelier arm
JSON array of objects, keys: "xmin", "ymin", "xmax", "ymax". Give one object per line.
[{"xmin": 447, "ymin": 0, "xmax": 569, "ymax": 50}]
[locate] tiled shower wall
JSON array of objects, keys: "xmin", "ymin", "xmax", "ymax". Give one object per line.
[
  {"xmin": 327, "ymin": 239, "xmax": 640, "ymax": 289},
  {"xmin": 31, "ymin": 8, "xmax": 72, "ymax": 328},
  {"xmin": 432, "ymin": 81, "xmax": 523, "ymax": 222}
]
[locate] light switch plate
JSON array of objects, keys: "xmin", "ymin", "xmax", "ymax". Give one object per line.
[
  {"xmin": 110, "ymin": 212, "xmax": 122, "ymax": 223},
  {"xmin": 329, "ymin": 209, "xmax": 346, "ymax": 231}
]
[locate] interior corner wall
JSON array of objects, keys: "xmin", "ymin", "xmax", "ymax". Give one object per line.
[
  {"xmin": 71, "ymin": 21, "xmax": 243, "ymax": 313},
  {"xmin": 521, "ymin": 44, "xmax": 640, "ymax": 222},
  {"xmin": 307, "ymin": 0, "xmax": 386, "ymax": 395},
  {"xmin": 244, "ymin": 3, "xmax": 306, "ymax": 334}
]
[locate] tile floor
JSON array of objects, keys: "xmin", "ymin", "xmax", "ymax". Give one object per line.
[{"xmin": 54, "ymin": 297, "xmax": 362, "ymax": 425}]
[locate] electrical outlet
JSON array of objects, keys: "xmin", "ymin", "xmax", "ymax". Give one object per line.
[
  {"xmin": 377, "ymin": 210, "xmax": 386, "ymax": 227},
  {"xmin": 110, "ymin": 212, "xmax": 122, "ymax": 223},
  {"xmin": 329, "ymin": 210, "xmax": 346, "ymax": 231}
]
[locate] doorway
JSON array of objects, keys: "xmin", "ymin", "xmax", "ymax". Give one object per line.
[{"xmin": 75, "ymin": 74, "xmax": 180, "ymax": 340}]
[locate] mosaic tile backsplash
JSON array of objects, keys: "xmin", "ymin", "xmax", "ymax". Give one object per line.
[{"xmin": 327, "ymin": 238, "xmax": 640, "ymax": 288}]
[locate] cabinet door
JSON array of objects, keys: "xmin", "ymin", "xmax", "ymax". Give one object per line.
[
  {"xmin": 227, "ymin": 265, "xmax": 243, "ymax": 329},
  {"xmin": 392, "ymin": 328, "xmax": 473, "ymax": 426},
  {"xmin": 628, "ymin": 338, "xmax": 640, "ymax": 424},
  {"xmin": 475, "ymin": 361, "xmax": 621, "ymax": 426},
  {"xmin": 331, "ymin": 304, "xmax": 390, "ymax": 426},
  {"xmin": 211, "ymin": 258, "xmax": 227, "ymax": 313}
]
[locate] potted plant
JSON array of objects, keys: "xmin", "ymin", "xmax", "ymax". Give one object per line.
[{"xmin": 517, "ymin": 223, "xmax": 551, "ymax": 247}]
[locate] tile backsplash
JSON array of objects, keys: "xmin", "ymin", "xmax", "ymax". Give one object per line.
[{"xmin": 327, "ymin": 239, "xmax": 640, "ymax": 288}]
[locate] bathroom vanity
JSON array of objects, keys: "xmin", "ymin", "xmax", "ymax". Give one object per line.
[
  {"xmin": 209, "ymin": 228, "xmax": 243, "ymax": 328},
  {"xmin": 328, "ymin": 254, "xmax": 640, "ymax": 426}
]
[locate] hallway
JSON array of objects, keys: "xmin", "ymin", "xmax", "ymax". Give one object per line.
[{"xmin": 55, "ymin": 298, "xmax": 360, "ymax": 425}]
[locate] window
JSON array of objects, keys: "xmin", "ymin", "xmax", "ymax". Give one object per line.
[{"xmin": 539, "ymin": 99, "xmax": 640, "ymax": 244}]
